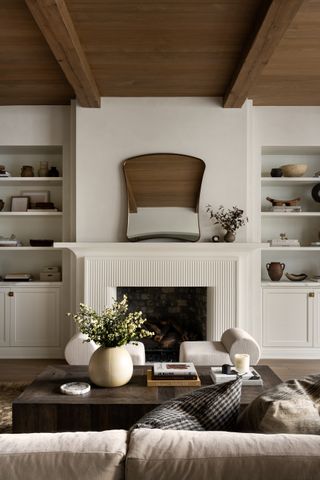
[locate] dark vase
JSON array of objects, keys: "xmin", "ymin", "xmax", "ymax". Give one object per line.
[
  {"xmin": 266, "ymin": 262, "xmax": 285, "ymax": 281},
  {"xmin": 48, "ymin": 166, "xmax": 60, "ymax": 177},
  {"xmin": 270, "ymin": 168, "xmax": 283, "ymax": 177},
  {"xmin": 224, "ymin": 231, "xmax": 235, "ymax": 243}
]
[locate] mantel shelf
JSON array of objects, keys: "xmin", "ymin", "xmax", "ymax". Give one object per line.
[
  {"xmin": 261, "ymin": 246, "xmax": 320, "ymax": 251},
  {"xmin": 0, "ymin": 247, "xmax": 62, "ymax": 251}
]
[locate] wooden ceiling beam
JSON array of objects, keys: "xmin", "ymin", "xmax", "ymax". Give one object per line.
[
  {"xmin": 223, "ymin": 0, "xmax": 305, "ymax": 108},
  {"xmin": 25, "ymin": 0, "xmax": 100, "ymax": 108}
]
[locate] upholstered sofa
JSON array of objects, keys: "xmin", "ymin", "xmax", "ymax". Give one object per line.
[{"xmin": 1, "ymin": 428, "xmax": 320, "ymax": 480}]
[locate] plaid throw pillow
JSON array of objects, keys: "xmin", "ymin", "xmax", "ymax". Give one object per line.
[{"xmin": 132, "ymin": 377, "xmax": 242, "ymax": 431}]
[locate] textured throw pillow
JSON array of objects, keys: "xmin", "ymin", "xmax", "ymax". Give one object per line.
[
  {"xmin": 132, "ymin": 377, "xmax": 242, "ymax": 431},
  {"xmin": 237, "ymin": 374, "xmax": 320, "ymax": 434}
]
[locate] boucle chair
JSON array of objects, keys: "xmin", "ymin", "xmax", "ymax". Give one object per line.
[
  {"xmin": 179, "ymin": 328, "xmax": 261, "ymax": 365},
  {"xmin": 64, "ymin": 332, "xmax": 146, "ymax": 366}
]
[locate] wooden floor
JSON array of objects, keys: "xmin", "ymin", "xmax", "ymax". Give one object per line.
[{"xmin": 0, "ymin": 358, "xmax": 319, "ymax": 383}]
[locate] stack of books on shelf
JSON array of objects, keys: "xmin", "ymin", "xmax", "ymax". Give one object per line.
[
  {"xmin": 272, "ymin": 206, "xmax": 302, "ymax": 213},
  {"xmin": 147, "ymin": 362, "xmax": 201, "ymax": 387},
  {"xmin": 3, "ymin": 273, "xmax": 32, "ymax": 282},
  {"xmin": 210, "ymin": 367, "xmax": 263, "ymax": 386},
  {"xmin": 270, "ymin": 239, "xmax": 300, "ymax": 247},
  {"xmin": 0, "ymin": 236, "xmax": 21, "ymax": 247},
  {"xmin": 27, "ymin": 202, "xmax": 58, "ymax": 212}
]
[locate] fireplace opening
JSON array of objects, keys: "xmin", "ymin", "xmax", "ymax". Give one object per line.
[{"xmin": 117, "ymin": 287, "xmax": 207, "ymax": 362}]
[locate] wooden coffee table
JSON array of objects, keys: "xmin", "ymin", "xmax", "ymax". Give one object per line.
[{"xmin": 12, "ymin": 365, "xmax": 281, "ymax": 433}]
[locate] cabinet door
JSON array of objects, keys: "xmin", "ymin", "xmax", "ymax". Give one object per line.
[
  {"xmin": 0, "ymin": 288, "xmax": 10, "ymax": 346},
  {"xmin": 10, "ymin": 287, "xmax": 60, "ymax": 347},
  {"xmin": 262, "ymin": 288, "xmax": 313, "ymax": 347}
]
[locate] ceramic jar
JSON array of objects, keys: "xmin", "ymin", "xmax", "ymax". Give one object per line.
[
  {"xmin": 48, "ymin": 166, "xmax": 59, "ymax": 177},
  {"xmin": 224, "ymin": 231, "xmax": 235, "ymax": 243},
  {"xmin": 21, "ymin": 165, "xmax": 34, "ymax": 177},
  {"xmin": 38, "ymin": 161, "xmax": 49, "ymax": 177},
  {"xmin": 270, "ymin": 168, "xmax": 283, "ymax": 177},
  {"xmin": 0, "ymin": 199, "xmax": 4, "ymax": 211},
  {"xmin": 266, "ymin": 262, "xmax": 285, "ymax": 281},
  {"xmin": 88, "ymin": 345, "xmax": 133, "ymax": 387}
]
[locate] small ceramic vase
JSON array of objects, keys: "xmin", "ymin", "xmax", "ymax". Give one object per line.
[
  {"xmin": 21, "ymin": 165, "xmax": 34, "ymax": 177},
  {"xmin": 0, "ymin": 199, "xmax": 4, "ymax": 211},
  {"xmin": 48, "ymin": 166, "xmax": 59, "ymax": 177},
  {"xmin": 38, "ymin": 161, "xmax": 49, "ymax": 177},
  {"xmin": 270, "ymin": 168, "xmax": 283, "ymax": 178},
  {"xmin": 266, "ymin": 262, "xmax": 285, "ymax": 281},
  {"xmin": 224, "ymin": 231, "xmax": 235, "ymax": 243},
  {"xmin": 88, "ymin": 345, "xmax": 133, "ymax": 387}
]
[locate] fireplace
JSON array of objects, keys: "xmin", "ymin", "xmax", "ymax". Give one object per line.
[{"xmin": 117, "ymin": 287, "xmax": 206, "ymax": 361}]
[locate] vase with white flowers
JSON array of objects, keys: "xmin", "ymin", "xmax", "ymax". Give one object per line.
[
  {"xmin": 69, "ymin": 295, "xmax": 153, "ymax": 387},
  {"xmin": 206, "ymin": 204, "xmax": 248, "ymax": 242}
]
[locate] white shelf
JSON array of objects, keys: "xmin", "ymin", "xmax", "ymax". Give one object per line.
[
  {"xmin": 261, "ymin": 280, "xmax": 320, "ymax": 287},
  {"xmin": 0, "ymin": 281, "xmax": 63, "ymax": 286},
  {"xmin": 0, "ymin": 247, "xmax": 62, "ymax": 251},
  {"xmin": 0, "ymin": 211, "xmax": 62, "ymax": 216},
  {"xmin": 261, "ymin": 212, "xmax": 320, "ymax": 217},
  {"xmin": 261, "ymin": 177, "xmax": 320, "ymax": 186},
  {"xmin": 0, "ymin": 177, "xmax": 62, "ymax": 186},
  {"xmin": 262, "ymin": 246, "xmax": 320, "ymax": 251}
]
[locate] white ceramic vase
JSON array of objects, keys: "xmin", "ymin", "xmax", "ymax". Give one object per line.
[{"xmin": 88, "ymin": 345, "xmax": 133, "ymax": 387}]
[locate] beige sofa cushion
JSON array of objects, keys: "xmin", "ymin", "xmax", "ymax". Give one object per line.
[
  {"xmin": 0, "ymin": 430, "xmax": 127, "ymax": 480},
  {"xmin": 126, "ymin": 429, "xmax": 320, "ymax": 480},
  {"xmin": 237, "ymin": 374, "xmax": 320, "ymax": 434}
]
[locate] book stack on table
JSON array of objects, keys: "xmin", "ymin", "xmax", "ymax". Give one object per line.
[
  {"xmin": 147, "ymin": 362, "xmax": 201, "ymax": 387},
  {"xmin": 210, "ymin": 367, "xmax": 263, "ymax": 386}
]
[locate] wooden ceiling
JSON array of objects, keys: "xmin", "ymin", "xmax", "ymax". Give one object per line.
[{"xmin": 0, "ymin": 0, "xmax": 320, "ymax": 106}]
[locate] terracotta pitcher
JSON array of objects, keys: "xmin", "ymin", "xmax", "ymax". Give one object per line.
[{"xmin": 266, "ymin": 262, "xmax": 285, "ymax": 281}]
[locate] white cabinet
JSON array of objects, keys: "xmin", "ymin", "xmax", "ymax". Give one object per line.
[
  {"xmin": 263, "ymin": 288, "xmax": 314, "ymax": 348},
  {"xmin": 0, "ymin": 285, "xmax": 61, "ymax": 351},
  {"xmin": 0, "ymin": 288, "xmax": 10, "ymax": 346}
]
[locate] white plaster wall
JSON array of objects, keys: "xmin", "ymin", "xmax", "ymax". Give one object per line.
[
  {"xmin": 0, "ymin": 106, "xmax": 70, "ymax": 146},
  {"xmin": 75, "ymin": 97, "xmax": 250, "ymax": 242}
]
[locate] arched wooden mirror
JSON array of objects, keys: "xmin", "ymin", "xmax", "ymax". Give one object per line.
[{"xmin": 123, "ymin": 153, "xmax": 205, "ymax": 241}]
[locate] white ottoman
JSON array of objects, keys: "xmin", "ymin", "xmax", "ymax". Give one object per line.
[{"xmin": 179, "ymin": 328, "xmax": 261, "ymax": 366}]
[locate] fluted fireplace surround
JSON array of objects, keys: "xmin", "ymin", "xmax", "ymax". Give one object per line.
[{"xmin": 57, "ymin": 243, "xmax": 265, "ymax": 341}]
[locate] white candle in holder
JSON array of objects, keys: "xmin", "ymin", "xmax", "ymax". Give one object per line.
[{"xmin": 234, "ymin": 354, "xmax": 250, "ymax": 375}]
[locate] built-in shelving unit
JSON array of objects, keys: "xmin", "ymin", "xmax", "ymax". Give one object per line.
[
  {"xmin": 0, "ymin": 145, "xmax": 64, "ymax": 281},
  {"xmin": 261, "ymin": 147, "xmax": 320, "ymax": 283}
]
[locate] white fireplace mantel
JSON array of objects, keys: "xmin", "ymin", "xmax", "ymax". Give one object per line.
[{"xmin": 56, "ymin": 242, "xmax": 268, "ymax": 340}]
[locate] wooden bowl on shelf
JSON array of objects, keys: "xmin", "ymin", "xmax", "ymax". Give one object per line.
[
  {"xmin": 285, "ymin": 273, "xmax": 308, "ymax": 282},
  {"xmin": 280, "ymin": 164, "xmax": 308, "ymax": 177},
  {"xmin": 266, "ymin": 197, "xmax": 300, "ymax": 207}
]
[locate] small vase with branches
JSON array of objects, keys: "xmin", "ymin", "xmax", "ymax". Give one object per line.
[{"xmin": 206, "ymin": 205, "xmax": 248, "ymax": 242}]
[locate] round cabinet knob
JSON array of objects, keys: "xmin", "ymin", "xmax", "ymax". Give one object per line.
[{"xmin": 8, "ymin": 292, "xmax": 14, "ymax": 297}]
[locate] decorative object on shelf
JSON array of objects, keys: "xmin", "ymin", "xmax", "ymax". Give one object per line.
[
  {"xmin": 0, "ymin": 234, "xmax": 21, "ymax": 247},
  {"xmin": 311, "ymin": 183, "xmax": 320, "ymax": 202},
  {"xmin": 60, "ymin": 382, "xmax": 91, "ymax": 396},
  {"xmin": 3, "ymin": 273, "xmax": 32, "ymax": 281},
  {"xmin": 39, "ymin": 265, "xmax": 61, "ymax": 281},
  {"xmin": 27, "ymin": 202, "xmax": 58, "ymax": 212},
  {"xmin": 206, "ymin": 205, "xmax": 248, "ymax": 243},
  {"xmin": 212, "ymin": 235, "xmax": 220, "ymax": 242},
  {"xmin": 0, "ymin": 165, "xmax": 10, "ymax": 177},
  {"xmin": 38, "ymin": 161, "xmax": 49, "ymax": 177},
  {"xmin": 21, "ymin": 190, "xmax": 50, "ymax": 208},
  {"xmin": 29, "ymin": 239, "xmax": 54, "ymax": 247},
  {"xmin": 271, "ymin": 237, "xmax": 300, "ymax": 247},
  {"xmin": 0, "ymin": 199, "xmax": 4, "ymax": 211},
  {"xmin": 270, "ymin": 168, "xmax": 283, "ymax": 177},
  {"xmin": 68, "ymin": 295, "xmax": 153, "ymax": 387},
  {"xmin": 266, "ymin": 262, "xmax": 285, "ymax": 281},
  {"xmin": 280, "ymin": 233, "xmax": 287, "ymax": 240},
  {"xmin": 20, "ymin": 165, "xmax": 34, "ymax": 177},
  {"xmin": 10, "ymin": 196, "xmax": 29, "ymax": 212},
  {"xmin": 285, "ymin": 273, "xmax": 308, "ymax": 282},
  {"xmin": 314, "ymin": 171, "xmax": 320, "ymax": 177},
  {"xmin": 280, "ymin": 164, "xmax": 308, "ymax": 177},
  {"xmin": 48, "ymin": 166, "xmax": 60, "ymax": 177},
  {"xmin": 266, "ymin": 196, "xmax": 300, "ymax": 207},
  {"xmin": 310, "ymin": 275, "xmax": 320, "ymax": 283}
]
